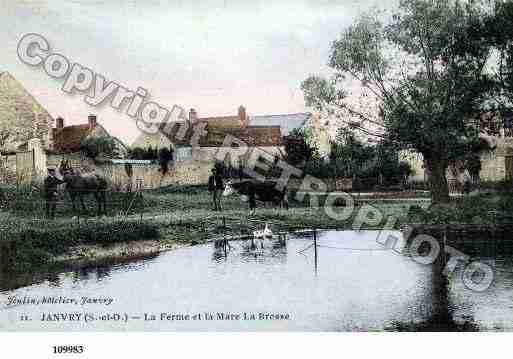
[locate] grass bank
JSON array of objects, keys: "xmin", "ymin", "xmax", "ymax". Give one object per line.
[
  {"xmin": 406, "ymin": 192, "xmax": 513, "ymax": 225},
  {"xmin": 0, "ymin": 215, "xmax": 161, "ymax": 271},
  {"xmin": 0, "ymin": 184, "xmax": 425, "ymax": 272}
]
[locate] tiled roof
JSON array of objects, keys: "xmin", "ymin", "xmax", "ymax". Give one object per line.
[
  {"xmin": 196, "ymin": 116, "xmax": 244, "ymax": 128},
  {"xmin": 158, "ymin": 122, "xmax": 196, "ymax": 146},
  {"xmin": 200, "ymin": 125, "xmax": 282, "ymax": 147},
  {"xmin": 153, "ymin": 122, "xmax": 282, "ymax": 147},
  {"xmin": 52, "ymin": 124, "xmax": 91, "ymax": 153},
  {"xmin": 249, "ymin": 113, "xmax": 310, "ymax": 135}
]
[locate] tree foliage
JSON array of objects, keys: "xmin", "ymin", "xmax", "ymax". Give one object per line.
[
  {"xmin": 305, "ymin": 127, "xmax": 412, "ymax": 184},
  {"xmin": 484, "ymin": 0, "xmax": 513, "ymax": 105},
  {"xmin": 80, "ymin": 136, "xmax": 119, "ymax": 159},
  {"xmin": 283, "ymin": 128, "xmax": 315, "ymax": 166},
  {"xmin": 128, "ymin": 146, "xmax": 159, "ymax": 161},
  {"xmin": 302, "ymin": 0, "xmax": 497, "ymax": 202}
]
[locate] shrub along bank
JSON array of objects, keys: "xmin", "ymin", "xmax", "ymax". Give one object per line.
[
  {"xmin": 406, "ymin": 193, "xmax": 513, "ymax": 225},
  {"xmin": 0, "ymin": 218, "xmax": 160, "ymax": 272}
]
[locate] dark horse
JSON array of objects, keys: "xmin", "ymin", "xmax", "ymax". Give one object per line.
[{"xmin": 59, "ymin": 161, "xmax": 108, "ymax": 215}]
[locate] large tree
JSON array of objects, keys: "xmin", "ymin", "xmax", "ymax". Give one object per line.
[
  {"xmin": 302, "ymin": 0, "xmax": 496, "ymax": 203},
  {"xmin": 484, "ymin": 1, "xmax": 513, "ymax": 106}
]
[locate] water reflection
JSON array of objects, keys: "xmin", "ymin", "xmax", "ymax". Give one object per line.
[
  {"xmin": 47, "ymin": 273, "xmax": 61, "ymax": 288},
  {"xmin": 212, "ymin": 237, "xmax": 288, "ymax": 265},
  {"xmin": 388, "ymin": 256, "xmax": 478, "ymax": 331},
  {"xmin": 0, "ymin": 231, "xmax": 512, "ymax": 331},
  {"xmin": 0, "ymin": 253, "xmax": 159, "ymax": 292}
]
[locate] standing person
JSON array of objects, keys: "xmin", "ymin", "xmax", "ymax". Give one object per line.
[
  {"xmin": 214, "ymin": 167, "xmax": 224, "ymax": 211},
  {"xmin": 248, "ymin": 187, "xmax": 257, "ymax": 215},
  {"xmin": 44, "ymin": 167, "xmax": 64, "ymax": 219},
  {"xmin": 208, "ymin": 168, "xmax": 220, "ymax": 211}
]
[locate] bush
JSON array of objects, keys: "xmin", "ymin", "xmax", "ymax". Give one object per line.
[
  {"xmin": 80, "ymin": 137, "xmax": 119, "ymax": 159},
  {"xmin": 406, "ymin": 194, "xmax": 502, "ymax": 224},
  {"xmin": 0, "ymin": 185, "xmax": 44, "ymax": 214}
]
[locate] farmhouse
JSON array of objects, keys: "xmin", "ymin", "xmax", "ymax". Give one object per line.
[
  {"xmin": 52, "ymin": 114, "xmax": 127, "ymax": 156},
  {"xmin": 132, "ymin": 106, "xmax": 317, "ymax": 161},
  {"xmin": 131, "ymin": 106, "xmax": 313, "ymax": 183},
  {"xmin": 48, "ymin": 113, "xmax": 128, "ymax": 174}
]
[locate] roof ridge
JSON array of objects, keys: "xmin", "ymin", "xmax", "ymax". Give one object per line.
[
  {"xmin": 250, "ymin": 112, "xmax": 310, "ymax": 118},
  {"xmin": 246, "ymin": 125, "xmax": 281, "ymax": 128},
  {"xmin": 198, "ymin": 115, "xmax": 240, "ymax": 120}
]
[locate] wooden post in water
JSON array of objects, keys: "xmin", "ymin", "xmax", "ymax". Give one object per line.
[
  {"xmin": 314, "ymin": 229, "xmax": 318, "ymax": 274},
  {"xmin": 223, "ymin": 217, "xmax": 227, "ymax": 257}
]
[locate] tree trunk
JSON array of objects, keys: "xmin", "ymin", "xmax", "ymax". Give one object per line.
[{"xmin": 426, "ymin": 158, "xmax": 450, "ymax": 204}]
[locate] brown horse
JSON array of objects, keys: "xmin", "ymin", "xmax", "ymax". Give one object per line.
[{"xmin": 59, "ymin": 161, "xmax": 108, "ymax": 215}]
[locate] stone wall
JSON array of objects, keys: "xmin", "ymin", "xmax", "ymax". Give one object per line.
[
  {"xmin": 48, "ymin": 152, "xmax": 213, "ymax": 190},
  {"xmin": 163, "ymin": 160, "xmax": 212, "ymax": 186},
  {"xmin": 99, "ymin": 160, "xmax": 213, "ymax": 190},
  {"xmin": 4, "ymin": 144, "xmax": 283, "ymax": 189},
  {"xmin": 193, "ymin": 146, "xmax": 284, "ymax": 165}
]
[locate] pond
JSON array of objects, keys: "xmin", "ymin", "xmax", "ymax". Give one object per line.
[{"xmin": 1, "ymin": 230, "xmax": 512, "ymax": 331}]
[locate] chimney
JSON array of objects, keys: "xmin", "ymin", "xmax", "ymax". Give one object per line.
[
  {"xmin": 189, "ymin": 108, "xmax": 197, "ymax": 124},
  {"xmin": 88, "ymin": 114, "xmax": 97, "ymax": 130},
  {"xmin": 238, "ymin": 105, "xmax": 249, "ymax": 127},
  {"xmin": 56, "ymin": 117, "xmax": 64, "ymax": 129}
]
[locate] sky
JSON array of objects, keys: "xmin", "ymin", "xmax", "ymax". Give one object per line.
[{"xmin": 1, "ymin": 0, "xmax": 388, "ymax": 144}]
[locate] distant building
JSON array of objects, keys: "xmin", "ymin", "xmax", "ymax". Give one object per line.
[
  {"xmin": 249, "ymin": 112, "xmax": 310, "ymax": 136},
  {"xmin": 131, "ymin": 105, "xmax": 286, "ymax": 163},
  {"xmin": 52, "ymin": 114, "xmax": 127, "ymax": 158}
]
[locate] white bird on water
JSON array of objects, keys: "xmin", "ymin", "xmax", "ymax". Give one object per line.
[
  {"xmin": 252, "ymin": 224, "xmax": 272, "ymax": 249},
  {"xmin": 253, "ymin": 223, "xmax": 273, "ymax": 239}
]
